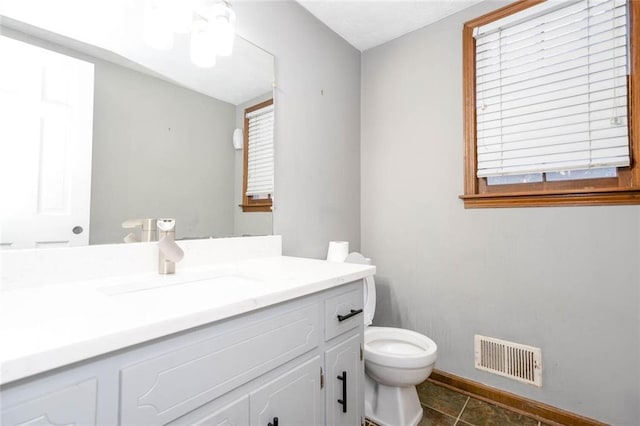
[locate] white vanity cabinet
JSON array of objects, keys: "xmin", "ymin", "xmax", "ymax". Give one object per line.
[{"xmin": 0, "ymin": 280, "xmax": 365, "ymax": 426}]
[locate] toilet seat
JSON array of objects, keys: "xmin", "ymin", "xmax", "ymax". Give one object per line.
[{"xmin": 365, "ymin": 326, "xmax": 437, "ymax": 369}]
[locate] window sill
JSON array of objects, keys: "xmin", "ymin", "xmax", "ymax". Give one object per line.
[
  {"xmin": 459, "ymin": 188, "xmax": 640, "ymax": 208},
  {"xmin": 240, "ymin": 204, "xmax": 272, "ymax": 213}
]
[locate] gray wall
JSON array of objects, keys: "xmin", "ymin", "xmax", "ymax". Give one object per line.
[
  {"xmin": 234, "ymin": 0, "xmax": 362, "ymax": 258},
  {"xmin": 233, "ymin": 93, "xmax": 274, "ymax": 237},
  {"xmin": 91, "ymin": 61, "xmax": 236, "ymax": 244},
  {"xmin": 361, "ymin": 2, "xmax": 640, "ymax": 425}
]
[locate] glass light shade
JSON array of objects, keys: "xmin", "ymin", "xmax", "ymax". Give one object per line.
[
  {"xmin": 210, "ymin": 16, "xmax": 235, "ymax": 56},
  {"xmin": 190, "ymin": 19, "xmax": 216, "ymax": 68},
  {"xmin": 204, "ymin": 1, "xmax": 236, "ymax": 56}
]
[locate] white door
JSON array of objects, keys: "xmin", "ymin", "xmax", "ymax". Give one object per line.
[{"xmin": 0, "ymin": 35, "xmax": 94, "ymax": 249}]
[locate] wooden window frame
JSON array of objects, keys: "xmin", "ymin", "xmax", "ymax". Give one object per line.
[
  {"xmin": 460, "ymin": 0, "xmax": 640, "ymax": 208},
  {"xmin": 241, "ymin": 98, "xmax": 273, "ymax": 213}
]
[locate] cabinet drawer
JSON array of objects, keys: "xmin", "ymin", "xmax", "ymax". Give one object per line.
[
  {"xmin": 120, "ymin": 303, "xmax": 320, "ymax": 425},
  {"xmin": 324, "ymin": 283, "xmax": 364, "ymax": 341},
  {"xmin": 1, "ymin": 379, "xmax": 97, "ymax": 426}
]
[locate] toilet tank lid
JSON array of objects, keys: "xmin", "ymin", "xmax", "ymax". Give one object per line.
[{"xmin": 344, "ymin": 252, "xmax": 375, "ymax": 326}]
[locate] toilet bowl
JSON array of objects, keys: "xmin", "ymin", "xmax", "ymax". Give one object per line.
[
  {"xmin": 365, "ymin": 327, "xmax": 437, "ymax": 386},
  {"xmin": 345, "ymin": 253, "xmax": 438, "ymax": 426}
]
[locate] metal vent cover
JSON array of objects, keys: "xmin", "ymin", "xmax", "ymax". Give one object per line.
[{"xmin": 474, "ymin": 335, "xmax": 542, "ymax": 387}]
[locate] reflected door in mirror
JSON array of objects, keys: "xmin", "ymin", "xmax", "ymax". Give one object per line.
[{"xmin": 0, "ymin": 36, "xmax": 94, "ymax": 249}]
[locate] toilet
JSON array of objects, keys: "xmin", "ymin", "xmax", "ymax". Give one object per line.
[{"xmin": 345, "ymin": 252, "xmax": 438, "ymax": 426}]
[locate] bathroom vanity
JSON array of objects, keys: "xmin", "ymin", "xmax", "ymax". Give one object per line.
[{"xmin": 0, "ymin": 236, "xmax": 375, "ymax": 425}]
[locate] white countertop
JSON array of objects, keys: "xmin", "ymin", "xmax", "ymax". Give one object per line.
[{"xmin": 0, "ymin": 256, "xmax": 375, "ymax": 385}]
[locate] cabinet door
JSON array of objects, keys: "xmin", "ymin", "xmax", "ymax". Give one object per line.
[
  {"xmin": 325, "ymin": 333, "xmax": 363, "ymax": 426},
  {"xmin": 250, "ymin": 356, "xmax": 323, "ymax": 426}
]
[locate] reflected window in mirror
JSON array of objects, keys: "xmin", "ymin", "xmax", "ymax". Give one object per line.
[{"xmin": 242, "ymin": 99, "xmax": 274, "ymax": 212}]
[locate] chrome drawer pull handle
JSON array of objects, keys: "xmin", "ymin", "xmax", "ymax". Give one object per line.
[{"xmin": 337, "ymin": 309, "xmax": 363, "ymax": 322}]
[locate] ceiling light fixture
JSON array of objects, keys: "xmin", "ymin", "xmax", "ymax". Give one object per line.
[{"xmin": 143, "ymin": 0, "xmax": 236, "ymax": 68}]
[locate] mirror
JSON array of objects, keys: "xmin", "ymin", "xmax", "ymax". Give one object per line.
[{"xmin": 0, "ymin": 0, "xmax": 274, "ymax": 249}]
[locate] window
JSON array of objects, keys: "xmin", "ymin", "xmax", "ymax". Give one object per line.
[
  {"xmin": 241, "ymin": 99, "xmax": 274, "ymax": 212},
  {"xmin": 461, "ymin": 0, "xmax": 640, "ymax": 208}
]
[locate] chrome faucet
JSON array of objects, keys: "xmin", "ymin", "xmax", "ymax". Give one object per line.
[{"xmin": 157, "ymin": 218, "xmax": 184, "ymax": 274}]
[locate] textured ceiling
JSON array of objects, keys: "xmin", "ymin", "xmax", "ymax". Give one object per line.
[{"xmin": 297, "ymin": 0, "xmax": 486, "ymax": 51}]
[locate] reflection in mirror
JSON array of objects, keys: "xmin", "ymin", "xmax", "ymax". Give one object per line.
[{"xmin": 0, "ymin": 1, "xmax": 274, "ymax": 249}]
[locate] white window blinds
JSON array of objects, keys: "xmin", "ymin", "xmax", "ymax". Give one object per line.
[
  {"xmin": 475, "ymin": 0, "xmax": 630, "ymax": 178},
  {"xmin": 246, "ymin": 103, "xmax": 274, "ymax": 197}
]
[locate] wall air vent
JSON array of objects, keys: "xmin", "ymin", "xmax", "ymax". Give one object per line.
[{"xmin": 474, "ymin": 335, "xmax": 542, "ymax": 387}]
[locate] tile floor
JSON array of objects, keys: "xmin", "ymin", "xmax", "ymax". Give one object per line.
[{"xmin": 366, "ymin": 379, "xmax": 549, "ymax": 426}]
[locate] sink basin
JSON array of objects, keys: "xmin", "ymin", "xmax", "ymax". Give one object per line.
[{"xmin": 99, "ymin": 272, "xmax": 264, "ymax": 296}]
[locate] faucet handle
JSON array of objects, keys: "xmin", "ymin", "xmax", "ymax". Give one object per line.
[
  {"xmin": 122, "ymin": 218, "xmax": 157, "ymax": 229},
  {"xmin": 122, "ymin": 219, "xmax": 143, "ymax": 228},
  {"xmin": 123, "ymin": 232, "xmax": 140, "ymax": 243}
]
